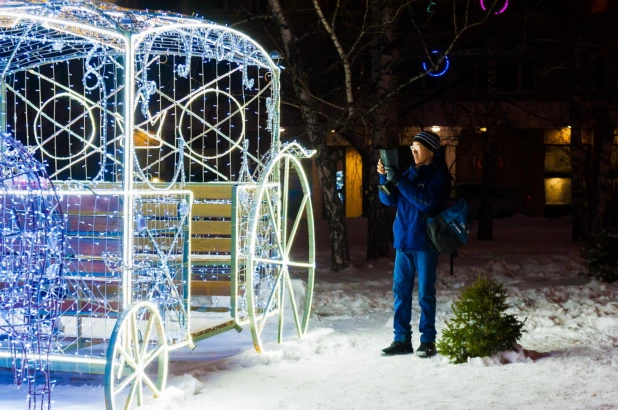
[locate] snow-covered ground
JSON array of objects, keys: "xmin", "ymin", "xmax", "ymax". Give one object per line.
[{"xmin": 2, "ymin": 215, "xmax": 618, "ymax": 409}]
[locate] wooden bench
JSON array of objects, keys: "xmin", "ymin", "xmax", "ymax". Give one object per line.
[{"xmin": 57, "ymin": 182, "xmax": 239, "ymax": 320}]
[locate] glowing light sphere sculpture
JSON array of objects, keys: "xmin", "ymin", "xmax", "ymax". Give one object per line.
[{"xmin": 0, "ymin": 134, "xmax": 65, "ymax": 410}]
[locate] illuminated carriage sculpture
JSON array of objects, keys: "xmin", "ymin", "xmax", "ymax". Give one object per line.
[{"xmin": 0, "ymin": 1, "xmax": 316, "ymax": 409}]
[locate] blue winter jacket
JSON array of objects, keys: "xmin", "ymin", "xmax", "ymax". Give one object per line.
[{"xmin": 379, "ymin": 157, "xmax": 451, "ymax": 251}]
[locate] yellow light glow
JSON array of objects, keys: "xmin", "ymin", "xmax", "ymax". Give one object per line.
[
  {"xmin": 544, "ymin": 178, "xmax": 571, "ymax": 205},
  {"xmin": 0, "ymin": 17, "xmax": 20, "ymax": 28},
  {"xmin": 431, "ymin": 126, "xmax": 441, "ymax": 132},
  {"xmin": 544, "ymin": 128, "xmax": 571, "ymax": 145},
  {"xmin": 151, "ymin": 177, "xmax": 160, "ymax": 183},
  {"xmin": 480, "ymin": 127, "xmax": 487, "ymax": 132}
]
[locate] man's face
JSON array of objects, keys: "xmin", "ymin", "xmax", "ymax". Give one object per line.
[{"xmin": 411, "ymin": 142, "xmax": 434, "ymax": 165}]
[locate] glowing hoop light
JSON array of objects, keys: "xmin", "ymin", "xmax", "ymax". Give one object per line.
[
  {"xmin": 480, "ymin": 0, "xmax": 509, "ymax": 14},
  {"xmin": 177, "ymin": 88, "xmax": 246, "ymax": 160},
  {"xmin": 422, "ymin": 51, "xmax": 450, "ymax": 77},
  {"xmin": 33, "ymin": 92, "xmax": 97, "ymax": 161}
]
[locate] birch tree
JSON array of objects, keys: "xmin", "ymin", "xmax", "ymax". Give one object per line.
[{"xmin": 261, "ymin": 0, "xmax": 496, "ymax": 266}]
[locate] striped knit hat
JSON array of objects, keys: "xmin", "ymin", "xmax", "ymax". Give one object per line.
[{"xmin": 413, "ymin": 131, "xmax": 441, "ymax": 153}]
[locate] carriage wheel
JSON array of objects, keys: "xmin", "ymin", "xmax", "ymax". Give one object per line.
[
  {"xmin": 105, "ymin": 301, "xmax": 168, "ymax": 410},
  {"xmin": 247, "ymin": 151, "xmax": 316, "ymax": 353}
]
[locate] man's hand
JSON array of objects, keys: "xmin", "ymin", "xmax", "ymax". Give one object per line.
[{"xmin": 377, "ymin": 159, "xmax": 386, "ymax": 175}]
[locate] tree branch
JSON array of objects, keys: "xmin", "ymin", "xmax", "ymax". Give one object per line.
[
  {"xmin": 331, "ymin": 0, "xmax": 341, "ymax": 31},
  {"xmin": 346, "ymin": 0, "xmax": 370, "ymax": 58},
  {"xmin": 312, "ymin": 0, "xmax": 355, "ymax": 114},
  {"xmin": 230, "ymin": 14, "xmax": 272, "ymax": 28}
]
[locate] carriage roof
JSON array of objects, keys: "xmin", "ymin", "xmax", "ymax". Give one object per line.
[{"xmin": 0, "ymin": 0, "xmax": 277, "ymax": 75}]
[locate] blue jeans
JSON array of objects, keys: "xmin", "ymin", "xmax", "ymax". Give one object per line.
[{"xmin": 392, "ymin": 249, "xmax": 439, "ymax": 343}]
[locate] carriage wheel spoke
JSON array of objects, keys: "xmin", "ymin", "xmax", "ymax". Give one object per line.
[
  {"xmin": 257, "ymin": 273, "xmax": 282, "ymax": 336},
  {"xmin": 286, "ymin": 195, "xmax": 307, "ymax": 255},
  {"xmin": 136, "ymin": 377, "xmax": 144, "ymax": 407},
  {"xmin": 286, "ymin": 261, "xmax": 314, "ymax": 269},
  {"xmin": 122, "ymin": 376, "xmax": 139, "ymax": 410},
  {"xmin": 142, "ymin": 345, "xmax": 165, "ymax": 368},
  {"xmin": 284, "ymin": 270, "xmax": 303, "ymax": 337},
  {"xmin": 116, "ymin": 332, "xmax": 129, "ymax": 379},
  {"xmin": 131, "ymin": 313, "xmax": 141, "ymax": 363},
  {"xmin": 117, "ymin": 345, "xmax": 139, "ymax": 370},
  {"xmin": 140, "ymin": 315, "xmax": 155, "ymax": 358},
  {"xmin": 282, "ymin": 157, "xmax": 290, "ymax": 247},
  {"xmin": 113, "ymin": 370, "xmax": 138, "ymax": 395},
  {"xmin": 142, "ymin": 372, "xmax": 162, "ymax": 398},
  {"xmin": 278, "ymin": 267, "xmax": 286, "ymax": 344},
  {"xmin": 264, "ymin": 188, "xmax": 285, "ymax": 257},
  {"xmin": 253, "ymin": 258, "xmax": 313, "ymax": 269}
]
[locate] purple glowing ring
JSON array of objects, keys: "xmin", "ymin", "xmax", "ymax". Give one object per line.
[
  {"xmin": 422, "ymin": 51, "xmax": 450, "ymax": 77},
  {"xmin": 480, "ymin": 0, "xmax": 508, "ymax": 14}
]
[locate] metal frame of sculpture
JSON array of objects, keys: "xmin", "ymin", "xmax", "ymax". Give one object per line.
[{"xmin": 0, "ymin": 1, "xmax": 316, "ymax": 409}]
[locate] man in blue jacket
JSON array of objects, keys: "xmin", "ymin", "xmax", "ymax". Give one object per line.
[{"xmin": 377, "ymin": 131, "xmax": 451, "ymax": 357}]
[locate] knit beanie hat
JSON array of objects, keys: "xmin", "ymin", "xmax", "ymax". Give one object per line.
[{"xmin": 413, "ymin": 131, "xmax": 441, "ymax": 153}]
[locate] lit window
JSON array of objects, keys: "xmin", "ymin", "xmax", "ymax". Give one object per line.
[
  {"xmin": 544, "ymin": 146, "xmax": 571, "ymax": 174},
  {"xmin": 545, "ymin": 178, "xmax": 571, "ymax": 205}
]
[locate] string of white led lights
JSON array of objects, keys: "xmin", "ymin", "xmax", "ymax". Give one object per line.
[{"xmin": 0, "ymin": 3, "xmax": 311, "ymax": 410}]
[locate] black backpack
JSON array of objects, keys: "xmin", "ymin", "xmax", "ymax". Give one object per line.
[{"xmin": 426, "ymin": 198, "xmax": 470, "ymax": 275}]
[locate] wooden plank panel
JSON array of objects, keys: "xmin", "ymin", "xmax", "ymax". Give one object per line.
[
  {"xmin": 66, "ymin": 259, "xmax": 113, "ymax": 275},
  {"xmin": 191, "ymin": 272, "xmax": 231, "ymax": 281},
  {"xmin": 60, "ymin": 195, "xmax": 121, "ymax": 213},
  {"xmin": 59, "ymin": 300, "xmax": 120, "ymax": 315},
  {"xmin": 68, "ymin": 215, "xmax": 192, "ymax": 235},
  {"xmin": 183, "ymin": 183, "xmax": 234, "ymax": 199},
  {"xmin": 55, "ymin": 182, "xmax": 235, "ymax": 199},
  {"xmin": 67, "ymin": 213, "xmax": 231, "ymax": 234},
  {"xmin": 59, "ymin": 194, "xmax": 231, "ymax": 217},
  {"xmin": 190, "ymin": 280, "xmax": 233, "ymax": 296},
  {"xmin": 66, "ymin": 237, "xmax": 121, "ymax": 255},
  {"xmin": 72, "ymin": 202, "xmax": 231, "ymax": 218},
  {"xmin": 191, "ymin": 203, "xmax": 232, "ymax": 218},
  {"xmin": 191, "ymin": 238, "xmax": 232, "ymax": 253},
  {"xmin": 66, "ymin": 215, "xmax": 122, "ymax": 233},
  {"xmin": 55, "ymin": 182, "xmax": 121, "ymax": 191},
  {"xmin": 190, "ymin": 306, "xmax": 230, "ymax": 313},
  {"xmin": 191, "ymin": 220, "xmax": 231, "ymax": 235},
  {"xmin": 66, "ymin": 237, "xmax": 230, "ymax": 255}
]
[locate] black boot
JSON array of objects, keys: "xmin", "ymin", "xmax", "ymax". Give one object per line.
[
  {"xmin": 416, "ymin": 342, "xmax": 437, "ymax": 358},
  {"xmin": 381, "ymin": 341, "xmax": 413, "ymax": 356}
]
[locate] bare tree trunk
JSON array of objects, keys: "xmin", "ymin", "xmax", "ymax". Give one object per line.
[
  {"xmin": 477, "ymin": 127, "xmax": 498, "ymax": 240},
  {"xmin": 570, "ymin": 125, "xmax": 587, "ymax": 240},
  {"xmin": 367, "ymin": 1, "xmax": 398, "ymax": 260},
  {"xmin": 570, "ymin": 38, "xmax": 587, "ymax": 242},
  {"xmin": 268, "ymin": 0, "xmax": 350, "ymax": 271},
  {"xmin": 317, "ymin": 148, "xmax": 350, "ymax": 269},
  {"xmin": 477, "ymin": 58, "xmax": 498, "ymax": 241},
  {"xmin": 366, "ymin": 149, "xmax": 394, "ymax": 259},
  {"xmin": 589, "ymin": 110, "xmax": 614, "ymax": 233}
]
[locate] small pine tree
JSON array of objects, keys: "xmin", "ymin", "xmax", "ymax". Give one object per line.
[
  {"xmin": 581, "ymin": 230, "xmax": 618, "ymax": 283},
  {"xmin": 437, "ymin": 276, "xmax": 526, "ymax": 364}
]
